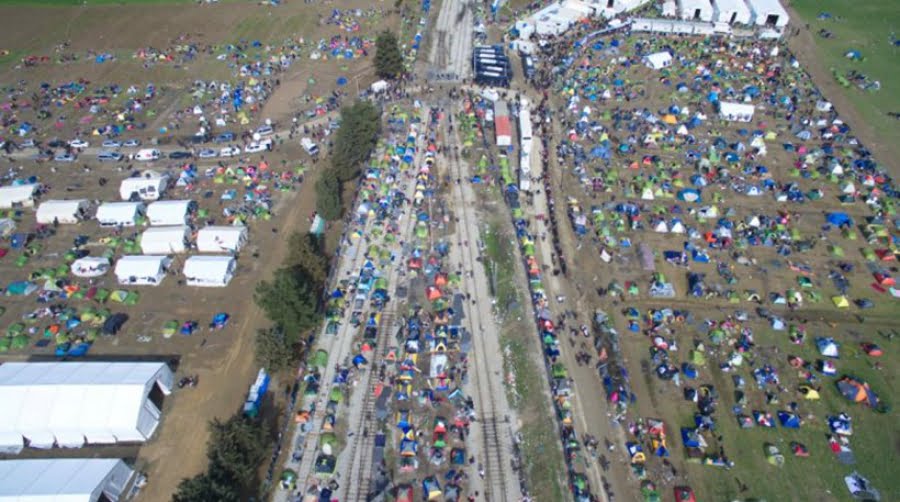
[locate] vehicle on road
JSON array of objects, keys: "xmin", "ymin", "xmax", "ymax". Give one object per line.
[
  {"xmin": 169, "ymin": 151, "xmax": 193, "ymax": 160},
  {"xmin": 301, "ymin": 137, "xmax": 319, "ymax": 156},
  {"xmin": 123, "ymin": 139, "xmax": 142, "ymax": 147},
  {"xmin": 198, "ymin": 148, "xmax": 217, "ymax": 159},
  {"xmin": 256, "ymin": 124, "xmax": 274, "ymax": 137},
  {"xmin": 135, "ymin": 148, "xmax": 161, "ymax": 161},
  {"xmin": 54, "ymin": 152, "xmax": 77, "ymax": 162},
  {"xmin": 97, "ymin": 151, "xmax": 124, "ymax": 162},
  {"xmin": 213, "ymin": 132, "xmax": 235, "ymax": 144},
  {"xmin": 21, "ymin": 139, "xmax": 36, "ymax": 149},
  {"xmin": 47, "ymin": 139, "xmax": 66, "ymax": 148},
  {"xmin": 220, "ymin": 145, "xmax": 241, "ymax": 157},
  {"xmin": 101, "ymin": 139, "xmax": 122, "ymax": 149},
  {"xmin": 244, "ymin": 139, "xmax": 272, "ymax": 153},
  {"xmin": 68, "ymin": 139, "xmax": 89, "ymax": 149}
]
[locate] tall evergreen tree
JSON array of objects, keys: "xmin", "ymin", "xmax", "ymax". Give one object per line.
[{"xmin": 374, "ymin": 30, "xmax": 405, "ymax": 80}]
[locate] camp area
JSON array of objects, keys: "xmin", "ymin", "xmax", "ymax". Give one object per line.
[{"xmin": 0, "ymin": 458, "xmax": 136, "ymax": 501}]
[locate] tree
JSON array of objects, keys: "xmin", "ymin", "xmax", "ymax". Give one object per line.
[
  {"xmin": 255, "ymin": 326, "xmax": 299, "ymax": 372},
  {"xmin": 287, "ymin": 232, "xmax": 330, "ymax": 287},
  {"xmin": 173, "ymin": 473, "xmax": 239, "ymax": 502},
  {"xmin": 374, "ymin": 30, "xmax": 405, "ymax": 80},
  {"xmin": 330, "ymin": 101, "xmax": 381, "ymax": 182},
  {"xmin": 206, "ymin": 415, "xmax": 268, "ymax": 488},
  {"xmin": 254, "ymin": 266, "xmax": 319, "ymax": 341},
  {"xmin": 315, "ymin": 174, "xmax": 343, "ymax": 221}
]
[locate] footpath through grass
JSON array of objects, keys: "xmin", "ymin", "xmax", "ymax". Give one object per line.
[
  {"xmin": 791, "ymin": 0, "xmax": 900, "ymax": 151},
  {"xmin": 482, "ymin": 214, "xmax": 566, "ymax": 502}
]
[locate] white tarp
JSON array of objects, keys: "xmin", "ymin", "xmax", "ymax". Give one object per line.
[
  {"xmin": 146, "ymin": 200, "xmax": 193, "ymax": 226},
  {"xmin": 719, "ymin": 101, "xmax": 755, "ymax": 122},
  {"xmin": 0, "ymin": 218, "xmax": 16, "ymax": 237},
  {"xmin": 0, "ymin": 184, "xmax": 38, "ymax": 209},
  {"xmin": 114, "ymin": 255, "xmax": 172, "ymax": 286},
  {"xmin": 140, "ymin": 225, "xmax": 190, "ymax": 254},
  {"xmin": 197, "ymin": 225, "xmax": 248, "ymax": 253},
  {"xmin": 0, "ymin": 458, "xmax": 135, "ymax": 502},
  {"xmin": 119, "ymin": 171, "xmax": 169, "ymax": 201},
  {"xmin": 35, "ymin": 199, "xmax": 90, "ymax": 225},
  {"xmin": 183, "ymin": 256, "xmax": 236, "ymax": 287},
  {"xmin": 96, "ymin": 202, "xmax": 144, "ymax": 227},
  {"xmin": 0, "ymin": 362, "xmax": 173, "ymax": 452},
  {"xmin": 70, "ymin": 257, "xmax": 111, "ymax": 278}
]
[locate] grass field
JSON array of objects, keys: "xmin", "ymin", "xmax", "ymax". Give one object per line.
[{"xmin": 791, "ymin": 0, "xmax": 900, "ymax": 152}]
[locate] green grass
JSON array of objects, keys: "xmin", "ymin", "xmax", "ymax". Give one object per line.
[
  {"xmin": 0, "ymin": 0, "xmax": 194, "ymax": 4},
  {"xmin": 792, "ymin": 0, "xmax": 900, "ymax": 152},
  {"xmin": 481, "ymin": 220, "xmax": 522, "ymax": 318}
]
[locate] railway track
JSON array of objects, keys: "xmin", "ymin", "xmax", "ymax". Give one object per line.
[{"xmin": 444, "ymin": 115, "xmax": 518, "ymax": 502}]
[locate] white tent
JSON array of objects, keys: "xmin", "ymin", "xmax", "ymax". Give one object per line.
[
  {"xmin": 70, "ymin": 257, "xmax": 111, "ymax": 278},
  {"xmin": 96, "ymin": 202, "xmax": 145, "ymax": 227},
  {"xmin": 643, "ymin": 51, "xmax": 672, "ymax": 70},
  {"xmin": 0, "ymin": 218, "xmax": 15, "ymax": 237},
  {"xmin": 183, "ymin": 256, "xmax": 236, "ymax": 287},
  {"xmin": 713, "ymin": 0, "xmax": 751, "ymax": 24},
  {"xmin": 653, "ymin": 221, "xmax": 669, "ymax": 233},
  {"xmin": 197, "ymin": 225, "xmax": 248, "ymax": 253},
  {"xmin": 670, "ymin": 220, "xmax": 686, "ymax": 233},
  {"xmin": 140, "ymin": 225, "xmax": 190, "ymax": 254},
  {"xmin": 114, "ymin": 255, "xmax": 172, "ymax": 286},
  {"xmin": 678, "ymin": 0, "xmax": 713, "ymax": 21},
  {"xmin": 119, "ymin": 171, "xmax": 169, "ymax": 201},
  {"xmin": 146, "ymin": 200, "xmax": 193, "ymax": 226},
  {"xmin": 36, "ymin": 199, "xmax": 91, "ymax": 225},
  {"xmin": 0, "ymin": 362, "xmax": 173, "ymax": 451},
  {"xmin": 0, "ymin": 458, "xmax": 135, "ymax": 502},
  {"xmin": 719, "ymin": 102, "xmax": 755, "ymax": 122},
  {"xmin": 746, "ymin": 0, "xmax": 789, "ymax": 28},
  {"xmin": 0, "ymin": 184, "xmax": 39, "ymax": 209}
]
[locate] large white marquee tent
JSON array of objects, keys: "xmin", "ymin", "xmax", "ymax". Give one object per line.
[
  {"xmin": 0, "ymin": 362, "xmax": 173, "ymax": 452},
  {"xmin": 0, "ymin": 458, "xmax": 135, "ymax": 502},
  {"xmin": 197, "ymin": 225, "xmax": 248, "ymax": 253}
]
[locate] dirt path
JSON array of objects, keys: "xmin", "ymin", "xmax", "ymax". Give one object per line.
[
  {"xmin": 782, "ymin": 4, "xmax": 900, "ymax": 163},
  {"xmin": 136, "ymin": 159, "xmax": 319, "ymax": 501}
]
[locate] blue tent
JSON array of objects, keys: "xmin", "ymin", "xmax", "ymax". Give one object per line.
[
  {"xmin": 681, "ymin": 428, "xmax": 701, "ymax": 448},
  {"xmin": 777, "ymin": 411, "xmax": 800, "ymax": 429},
  {"xmin": 826, "ymin": 212, "xmax": 852, "ymax": 227}
]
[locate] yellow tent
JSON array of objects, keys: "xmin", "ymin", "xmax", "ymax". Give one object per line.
[
  {"xmin": 662, "ymin": 114, "xmax": 677, "ymax": 124},
  {"xmin": 831, "ymin": 295, "xmax": 849, "ymax": 308}
]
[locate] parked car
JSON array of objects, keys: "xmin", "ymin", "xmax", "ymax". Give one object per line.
[
  {"xmin": 97, "ymin": 151, "xmax": 124, "ymax": 162},
  {"xmin": 256, "ymin": 124, "xmax": 274, "ymax": 137},
  {"xmin": 31, "ymin": 152, "xmax": 52, "ymax": 162},
  {"xmin": 189, "ymin": 134, "xmax": 210, "ymax": 145},
  {"xmin": 135, "ymin": 148, "xmax": 161, "ymax": 161},
  {"xmin": 101, "ymin": 139, "xmax": 122, "ymax": 149},
  {"xmin": 220, "ymin": 145, "xmax": 241, "ymax": 157},
  {"xmin": 54, "ymin": 152, "xmax": 77, "ymax": 162},
  {"xmin": 213, "ymin": 132, "xmax": 235, "ymax": 144},
  {"xmin": 47, "ymin": 139, "xmax": 66, "ymax": 148},
  {"xmin": 123, "ymin": 139, "xmax": 142, "ymax": 147},
  {"xmin": 20, "ymin": 139, "xmax": 36, "ymax": 149},
  {"xmin": 244, "ymin": 138, "xmax": 272, "ymax": 153},
  {"xmin": 198, "ymin": 148, "xmax": 217, "ymax": 159},
  {"xmin": 169, "ymin": 151, "xmax": 192, "ymax": 159},
  {"xmin": 68, "ymin": 139, "xmax": 89, "ymax": 149}
]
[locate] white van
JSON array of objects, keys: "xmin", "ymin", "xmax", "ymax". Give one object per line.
[
  {"xmin": 135, "ymin": 149, "xmax": 161, "ymax": 161},
  {"xmin": 301, "ymin": 137, "xmax": 319, "ymax": 156}
]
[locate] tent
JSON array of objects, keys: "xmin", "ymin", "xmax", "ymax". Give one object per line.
[
  {"xmin": 644, "ymin": 52, "xmax": 672, "ymax": 70},
  {"xmin": 746, "ymin": 0, "xmax": 790, "ymax": 28},
  {"xmin": 678, "ymin": 0, "xmax": 713, "ymax": 21},
  {"xmin": 119, "ymin": 171, "xmax": 170, "ymax": 201},
  {"xmin": 96, "ymin": 202, "xmax": 145, "ymax": 227},
  {"xmin": 146, "ymin": 200, "xmax": 194, "ymax": 226},
  {"xmin": 36, "ymin": 199, "xmax": 90, "ymax": 224},
  {"xmin": 71, "ymin": 257, "xmax": 111, "ymax": 278},
  {"xmin": 140, "ymin": 226, "xmax": 189, "ymax": 254},
  {"xmin": 183, "ymin": 256, "xmax": 236, "ymax": 287},
  {"xmin": 114, "ymin": 255, "xmax": 172, "ymax": 286},
  {"xmin": 713, "ymin": 0, "xmax": 751, "ymax": 24},
  {"xmin": 0, "ymin": 218, "xmax": 14, "ymax": 237},
  {"xmin": 719, "ymin": 102, "xmax": 755, "ymax": 122},
  {"xmin": 0, "ymin": 361, "xmax": 173, "ymax": 451},
  {"xmin": 836, "ymin": 376, "xmax": 880, "ymax": 408},
  {"xmin": 197, "ymin": 225, "xmax": 248, "ymax": 253},
  {"xmin": 0, "ymin": 184, "xmax": 39, "ymax": 209},
  {"xmin": 0, "ymin": 458, "xmax": 135, "ymax": 501}
]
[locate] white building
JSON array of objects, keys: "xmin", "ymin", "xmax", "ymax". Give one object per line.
[
  {"xmin": 745, "ymin": 0, "xmax": 789, "ymax": 28},
  {"xmin": 114, "ymin": 255, "xmax": 172, "ymax": 286},
  {"xmin": 119, "ymin": 171, "xmax": 170, "ymax": 201},
  {"xmin": 183, "ymin": 256, "xmax": 236, "ymax": 287},
  {"xmin": 197, "ymin": 225, "xmax": 248, "ymax": 253},
  {"xmin": 0, "ymin": 184, "xmax": 39, "ymax": 209},
  {"xmin": 644, "ymin": 51, "xmax": 673, "ymax": 70},
  {"xmin": 146, "ymin": 200, "xmax": 194, "ymax": 226},
  {"xmin": 0, "ymin": 458, "xmax": 135, "ymax": 502},
  {"xmin": 96, "ymin": 202, "xmax": 145, "ymax": 227},
  {"xmin": 35, "ymin": 199, "xmax": 91, "ymax": 225},
  {"xmin": 678, "ymin": 0, "xmax": 714, "ymax": 21},
  {"xmin": 0, "ymin": 361, "xmax": 173, "ymax": 451},
  {"xmin": 713, "ymin": 0, "xmax": 751, "ymax": 24},
  {"xmin": 140, "ymin": 225, "xmax": 190, "ymax": 254},
  {"xmin": 719, "ymin": 101, "xmax": 756, "ymax": 122}
]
